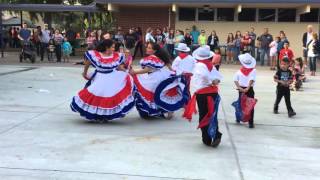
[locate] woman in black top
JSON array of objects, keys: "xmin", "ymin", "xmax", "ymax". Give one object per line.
[{"xmin": 207, "ymin": 30, "xmax": 219, "ymax": 51}]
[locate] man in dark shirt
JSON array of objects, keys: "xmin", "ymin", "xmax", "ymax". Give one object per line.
[
  {"xmin": 257, "ymin": 28, "xmax": 273, "ymax": 66},
  {"xmin": 273, "ymin": 58, "xmax": 296, "ymax": 117},
  {"xmin": 66, "ymin": 27, "xmax": 76, "ymax": 56},
  {"xmin": 124, "ymin": 28, "xmax": 137, "ymax": 55},
  {"xmin": 249, "ymin": 27, "xmax": 257, "ymax": 58}
]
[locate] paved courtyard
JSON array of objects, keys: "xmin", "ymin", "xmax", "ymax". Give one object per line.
[{"xmin": 0, "ymin": 54, "xmax": 320, "ymax": 180}]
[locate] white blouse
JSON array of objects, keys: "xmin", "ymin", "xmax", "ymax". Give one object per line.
[
  {"xmin": 233, "ymin": 69, "xmax": 256, "ymax": 87},
  {"xmin": 172, "ymin": 55, "xmax": 196, "ymax": 75},
  {"xmin": 191, "ymin": 63, "xmax": 223, "ymax": 92}
]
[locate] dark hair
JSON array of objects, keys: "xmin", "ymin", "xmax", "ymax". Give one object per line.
[
  {"xmin": 149, "ymin": 42, "xmax": 171, "ymax": 65},
  {"xmin": 227, "ymin": 33, "xmax": 234, "ymax": 43},
  {"xmin": 282, "ymin": 57, "xmax": 290, "ymax": 64},
  {"xmin": 295, "ymin": 57, "xmax": 303, "ymax": 69},
  {"xmin": 95, "ymin": 39, "xmax": 114, "ymax": 52}
]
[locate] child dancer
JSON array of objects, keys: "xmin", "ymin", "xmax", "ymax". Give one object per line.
[{"xmin": 233, "ymin": 53, "xmax": 257, "ymax": 128}]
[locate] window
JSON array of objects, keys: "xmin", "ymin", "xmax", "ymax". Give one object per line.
[
  {"xmin": 198, "ymin": 8, "xmax": 214, "ymax": 21},
  {"xmin": 179, "ymin": 8, "xmax": 196, "ymax": 21},
  {"xmin": 217, "ymin": 8, "xmax": 234, "ymax": 21},
  {"xmin": 259, "ymin": 9, "xmax": 276, "ymax": 22},
  {"xmin": 238, "ymin": 8, "xmax": 256, "ymax": 22},
  {"xmin": 300, "ymin": 8, "xmax": 319, "ymax": 22},
  {"xmin": 278, "ymin": 9, "xmax": 296, "ymax": 22}
]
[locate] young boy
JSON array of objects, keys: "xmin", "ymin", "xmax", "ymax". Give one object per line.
[
  {"xmin": 279, "ymin": 42, "xmax": 294, "ymax": 65},
  {"xmin": 234, "ymin": 53, "xmax": 257, "ymax": 128},
  {"xmin": 273, "ymin": 58, "xmax": 296, "ymax": 117}
]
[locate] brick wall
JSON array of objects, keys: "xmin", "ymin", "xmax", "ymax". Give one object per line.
[{"xmin": 113, "ymin": 6, "xmax": 176, "ymax": 35}]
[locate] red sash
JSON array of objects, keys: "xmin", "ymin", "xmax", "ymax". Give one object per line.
[
  {"xmin": 178, "ymin": 53, "xmax": 189, "ymax": 59},
  {"xmin": 240, "ymin": 67, "xmax": 254, "ymax": 76}
]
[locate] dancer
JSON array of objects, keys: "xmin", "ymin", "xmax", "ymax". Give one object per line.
[
  {"xmin": 232, "ymin": 53, "xmax": 257, "ymax": 128},
  {"xmin": 130, "ymin": 42, "xmax": 188, "ymax": 119},
  {"xmin": 71, "ymin": 39, "xmax": 135, "ymax": 122},
  {"xmin": 183, "ymin": 47, "xmax": 223, "ymax": 147}
]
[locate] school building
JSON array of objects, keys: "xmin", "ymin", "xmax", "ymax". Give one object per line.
[{"xmin": 97, "ymin": 0, "xmax": 320, "ymax": 57}]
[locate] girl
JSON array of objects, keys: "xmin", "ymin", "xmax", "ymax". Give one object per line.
[
  {"xmin": 226, "ymin": 33, "xmax": 234, "ymax": 64},
  {"xmin": 233, "ymin": 31, "xmax": 242, "ymax": 64},
  {"xmin": 233, "ymin": 53, "xmax": 257, "ymax": 128},
  {"xmin": 48, "ymin": 39, "xmax": 55, "ymax": 61},
  {"xmin": 70, "ymin": 39, "xmax": 135, "ymax": 122},
  {"xmin": 184, "ymin": 47, "xmax": 223, "ymax": 147},
  {"xmin": 241, "ymin": 31, "xmax": 252, "ymax": 54},
  {"xmin": 291, "ymin": 57, "xmax": 305, "ymax": 91},
  {"xmin": 269, "ymin": 36, "xmax": 280, "ymax": 70},
  {"xmin": 165, "ymin": 29, "xmax": 175, "ymax": 58},
  {"xmin": 130, "ymin": 43, "xmax": 188, "ymax": 119},
  {"xmin": 207, "ymin": 30, "xmax": 219, "ymax": 51},
  {"xmin": 62, "ymin": 37, "xmax": 72, "ymax": 63},
  {"xmin": 212, "ymin": 48, "xmax": 222, "ymax": 71}
]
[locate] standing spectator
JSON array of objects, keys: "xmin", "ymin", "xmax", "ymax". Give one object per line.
[
  {"xmin": 269, "ymin": 37, "xmax": 280, "ymax": 70},
  {"xmin": 190, "ymin": 25, "xmax": 200, "ymax": 50},
  {"xmin": 226, "ymin": 33, "xmax": 234, "ymax": 64},
  {"xmin": 62, "ymin": 37, "xmax": 72, "ymax": 63},
  {"xmin": 32, "ymin": 29, "xmax": 40, "ymax": 56},
  {"xmin": 37, "ymin": 26, "xmax": 50, "ymax": 61},
  {"xmin": 125, "ymin": 28, "xmax": 137, "ymax": 55},
  {"xmin": 133, "ymin": 27, "xmax": 144, "ymax": 59},
  {"xmin": 307, "ymin": 32, "xmax": 320, "ymax": 76},
  {"xmin": 277, "ymin": 31, "xmax": 288, "ymax": 54},
  {"xmin": 102, "ymin": 32, "xmax": 112, "ymax": 40},
  {"xmin": 8, "ymin": 27, "xmax": 13, "ymax": 48},
  {"xmin": 184, "ymin": 29, "xmax": 193, "ymax": 48},
  {"xmin": 13, "ymin": 27, "xmax": 19, "ymax": 48},
  {"xmin": 257, "ymin": 28, "xmax": 273, "ymax": 66},
  {"xmin": 155, "ymin": 28, "xmax": 165, "ymax": 47},
  {"xmin": 198, "ymin": 30, "xmax": 206, "ymax": 46},
  {"xmin": 18, "ymin": 22, "xmax": 31, "ymax": 43},
  {"xmin": 249, "ymin": 27, "xmax": 257, "ymax": 58},
  {"xmin": 302, "ymin": 25, "xmax": 314, "ymax": 68},
  {"xmin": 241, "ymin": 31, "xmax": 252, "ymax": 54},
  {"xmin": 66, "ymin": 26, "xmax": 77, "ymax": 56},
  {"xmin": 165, "ymin": 29, "xmax": 175, "ymax": 58},
  {"xmin": 207, "ymin": 30, "xmax": 219, "ymax": 51},
  {"xmin": 279, "ymin": 42, "xmax": 294, "ymax": 65},
  {"xmin": 48, "ymin": 39, "xmax": 55, "ymax": 61},
  {"xmin": 233, "ymin": 31, "xmax": 242, "ymax": 63},
  {"xmin": 86, "ymin": 31, "xmax": 96, "ymax": 50},
  {"xmin": 53, "ymin": 29, "xmax": 64, "ymax": 62},
  {"xmin": 114, "ymin": 28, "xmax": 125, "ymax": 47},
  {"xmin": 162, "ymin": 27, "xmax": 169, "ymax": 39},
  {"xmin": 96, "ymin": 29, "xmax": 103, "ymax": 44},
  {"xmin": 145, "ymin": 27, "xmax": 155, "ymax": 44}
]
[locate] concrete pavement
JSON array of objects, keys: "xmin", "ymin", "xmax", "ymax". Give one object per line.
[{"xmin": 0, "ymin": 54, "xmax": 320, "ymax": 180}]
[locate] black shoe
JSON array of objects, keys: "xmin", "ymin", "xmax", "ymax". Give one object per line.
[
  {"xmin": 249, "ymin": 124, "xmax": 255, "ymax": 128},
  {"xmin": 288, "ymin": 111, "xmax": 296, "ymax": 118},
  {"xmin": 211, "ymin": 132, "xmax": 222, "ymax": 148},
  {"xmin": 273, "ymin": 109, "xmax": 279, "ymax": 114}
]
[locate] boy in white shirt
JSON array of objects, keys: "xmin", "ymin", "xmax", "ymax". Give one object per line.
[{"xmin": 234, "ymin": 53, "xmax": 257, "ymax": 128}]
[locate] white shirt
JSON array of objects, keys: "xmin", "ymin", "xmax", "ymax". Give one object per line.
[
  {"xmin": 233, "ymin": 69, "xmax": 256, "ymax": 87},
  {"xmin": 38, "ymin": 30, "xmax": 50, "ymax": 43},
  {"xmin": 307, "ymin": 32, "xmax": 313, "ymax": 45},
  {"xmin": 172, "ymin": 55, "xmax": 196, "ymax": 75},
  {"xmin": 307, "ymin": 40, "xmax": 316, "ymax": 57},
  {"xmin": 191, "ymin": 63, "xmax": 223, "ymax": 92},
  {"xmin": 145, "ymin": 33, "xmax": 155, "ymax": 43}
]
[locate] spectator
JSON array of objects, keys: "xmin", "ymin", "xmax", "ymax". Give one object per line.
[
  {"xmin": 190, "ymin": 25, "xmax": 200, "ymax": 49},
  {"xmin": 198, "ymin": 30, "xmax": 206, "ymax": 46},
  {"xmin": 257, "ymin": 28, "xmax": 273, "ymax": 66},
  {"xmin": 48, "ymin": 39, "xmax": 55, "ymax": 61},
  {"xmin": 307, "ymin": 32, "xmax": 320, "ymax": 76},
  {"xmin": 162, "ymin": 27, "xmax": 169, "ymax": 39},
  {"xmin": 226, "ymin": 33, "xmax": 235, "ymax": 64},
  {"xmin": 133, "ymin": 27, "xmax": 144, "ymax": 59},
  {"xmin": 66, "ymin": 26, "xmax": 77, "ymax": 56},
  {"xmin": 62, "ymin": 37, "xmax": 72, "ymax": 63},
  {"xmin": 279, "ymin": 41, "xmax": 294, "ymax": 65},
  {"xmin": 233, "ymin": 30, "xmax": 242, "ymax": 63},
  {"xmin": 207, "ymin": 30, "xmax": 219, "ymax": 51},
  {"xmin": 37, "ymin": 26, "xmax": 50, "ymax": 61},
  {"xmin": 145, "ymin": 27, "xmax": 155, "ymax": 44},
  {"xmin": 302, "ymin": 25, "xmax": 314, "ymax": 68},
  {"xmin": 165, "ymin": 29, "xmax": 175, "ymax": 58},
  {"xmin": 277, "ymin": 31, "xmax": 289, "ymax": 67},
  {"xmin": 249, "ymin": 27, "xmax": 257, "ymax": 58},
  {"xmin": 53, "ymin": 29, "xmax": 64, "ymax": 62},
  {"xmin": 155, "ymin": 28, "xmax": 165, "ymax": 47},
  {"xmin": 114, "ymin": 28, "xmax": 125, "ymax": 47},
  {"xmin": 241, "ymin": 31, "xmax": 252, "ymax": 53},
  {"xmin": 269, "ymin": 37, "xmax": 280, "ymax": 70},
  {"xmin": 184, "ymin": 29, "xmax": 193, "ymax": 48},
  {"xmin": 18, "ymin": 22, "xmax": 31, "ymax": 43},
  {"xmin": 86, "ymin": 30, "xmax": 96, "ymax": 50},
  {"xmin": 125, "ymin": 28, "xmax": 137, "ymax": 55}
]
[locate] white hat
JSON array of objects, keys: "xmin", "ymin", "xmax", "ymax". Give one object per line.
[
  {"xmin": 193, "ymin": 47, "xmax": 215, "ymax": 60},
  {"xmin": 238, "ymin": 53, "xmax": 256, "ymax": 68},
  {"xmin": 175, "ymin": 43, "xmax": 190, "ymax": 52}
]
